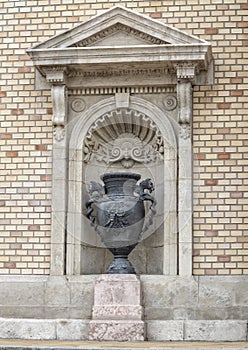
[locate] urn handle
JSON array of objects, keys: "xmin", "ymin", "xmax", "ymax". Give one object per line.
[
  {"xmin": 138, "ymin": 178, "xmax": 156, "ymax": 234},
  {"xmin": 85, "ymin": 181, "xmax": 104, "ymax": 229}
]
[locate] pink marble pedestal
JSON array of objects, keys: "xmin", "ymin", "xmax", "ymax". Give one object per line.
[{"xmin": 89, "ymin": 274, "xmax": 146, "ymax": 341}]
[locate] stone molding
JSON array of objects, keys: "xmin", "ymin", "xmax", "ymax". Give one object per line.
[
  {"xmin": 68, "ymin": 86, "xmax": 176, "ymax": 96},
  {"xmin": 70, "ymin": 22, "xmax": 168, "ymax": 47}
]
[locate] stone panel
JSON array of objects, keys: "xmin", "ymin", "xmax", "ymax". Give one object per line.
[
  {"xmin": 146, "ymin": 320, "xmax": 184, "ymax": 341},
  {"xmin": 88, "ymin": 320, "xmax": 145, "ymax": 341},
  {"xmin": 56, "ymin": 320, "xmax": 88, "ymax": 340},
  {"xmin": 185, "ymin": 320, "xmax": 247, "ymax": 342},
  {"xmin": 0, "ymin": 319, "xmax": 56, "ymax": 340}
]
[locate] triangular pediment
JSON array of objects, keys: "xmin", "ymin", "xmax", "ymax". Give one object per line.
[{"xmin": 31, "ymin": 6, "xmax": 208, "ymax": 50}]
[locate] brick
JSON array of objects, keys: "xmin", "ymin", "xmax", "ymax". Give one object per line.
[
  {"xmin": 218, "ymin": 255, "xmax": 231, "ymax": 262},
  {"xmin": 150, "ymin": 12, "xmax": 162, "ymax": 18},
  {"xmin": 205, "ymin": 28, "xmax": 218, "ymax": 35},
  {"xmin": 18, "ymin": 67, "xmax": 31, "ymax": 73},
  {"xmin": 194, "ymin": 153, "xmax": 205, "ymax": 160},
  {"xmin": 218, "ymin": 153, "xmax": 230, "ymax": 159},
  {"xmin": 0, "ymin": 133, "xmax": 12, "ymax": 139},
  {"xmin": 230, "ymin": 192, "xmax": 243, "ymax": 199},
  {"xmin": 205, "ymin": 179, "xmax": 218, "ymax": 186},
  {"xmin": 218, "ymin": 103, "xmax": 230, "ymax": 109},
  {"xmin": 231, "ymin": 78, "xmax": 242, "ymax": 84},
  {"xmin": 4, "ymin": 262, "xmax": 16, "ymax": 268},
  {"xmin": 11, "ymin": 109, "xmax": 24, "ymax": 115},
  {"xmin": 6, "ymin": 151, "xmax": 18, "ymax": 157},
  {"xmin": 35, "ymin": 145, "xmax": 47, "ymax": 151},
  {"xmin": 231, "ymin": 90, "xmax": 243, "ymax": 97},
  {"xmin": 205, "ymin": 230, "xmax": 218, "ymax": 237}
]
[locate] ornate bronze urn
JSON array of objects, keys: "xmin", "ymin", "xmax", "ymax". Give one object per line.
[{"xmin": 86, "ymin": 172, "xmax": 156, "ymax": 274}]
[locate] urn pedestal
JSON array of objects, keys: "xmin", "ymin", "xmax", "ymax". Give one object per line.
[{"xmin": 88, "ymin": 274, "xmax": 146, "ymax": 341}]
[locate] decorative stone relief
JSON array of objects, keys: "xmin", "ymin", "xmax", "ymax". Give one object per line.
[
  {"xmin": 53, "ymin": 125, "xmax": 65, "ymax": 142},
  {"xmin": 176, "ymin": 64, "xmax": 194, "ymax": 131},
  {"xmin": 45, "ymin": 66, "xmax": 68, "ymax": 142},
  {"xmin": 71, "ymin": 98, "xmax": 86, "ymax": 112},
  {"xmin": 163, "ymin": 95, "xmax": 177, "ymax": 111},
  {"xmin": 83, "ymin": 109, "xmax": 164, "ymax": 167},
  {"xmin": 85, "ymin": 133, "xmax": 162, "ymax": 168},
  {"xmin": 68, "ymin": 86, "xmax": 175, "ymax": 96},
  {"xmin": 70, "ymin": 23, "xmax": 169, "ymax": 47},
  {"xmin": 179, "ymin": 124, "xmax": 191, "ymax": 140}
]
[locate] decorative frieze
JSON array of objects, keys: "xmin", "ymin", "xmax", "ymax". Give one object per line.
[
  {"xmin": 67, "ymin": 67, "xmax": 170, "ymax": 79},
  {"xmin": 70, "ymin": 23, "xmax": 168, "ymax": 47},
  {"xmin": 68, "ymin": 86, "xmax": 175, "ymax": 96}
]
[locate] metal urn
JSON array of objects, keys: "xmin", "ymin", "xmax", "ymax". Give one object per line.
[{"xmin": 86, "ymin": 172, "xmax": 156, "ymax": 274}]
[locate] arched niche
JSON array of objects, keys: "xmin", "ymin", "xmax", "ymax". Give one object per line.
[
  {"xmin": 27, "ymin": 6, "xmax": 212, "ymax": 276},
  {"xmin": 66, "ymin": 96, "xmax": 178, "ymax": 275}
]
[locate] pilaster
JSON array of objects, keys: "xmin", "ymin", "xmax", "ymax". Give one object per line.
[
  {"xmin": 45, "ymin": 67, "xmax": 68, "ymax": 275},
  {"xmin": 176, "ymin": 64, "xmax": 194, "ymax": 276}
]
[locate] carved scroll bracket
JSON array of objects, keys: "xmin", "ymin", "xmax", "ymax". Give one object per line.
[
  {"xmin": 176, "ymin": 64, "xmax": 194, "ymax": 136},
  {"xmin": 45, "ymin": 67, "xmax": 68, "ymax": 142}
]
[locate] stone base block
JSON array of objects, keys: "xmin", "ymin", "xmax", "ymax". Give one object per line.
[
  {"xmin": 0, "ymin": 318, "xmax": 89, "ymax": 340},
  {"xmin": 88, "ymin": 320, "xmax": 145, "ymax": 341},
  {"xmin": 92, "ymin": 305, "xmax": 143, "ymax": 320},
  {"xmin": 184, "ymin": 320, "xmax": 247, "ymax": 342}
]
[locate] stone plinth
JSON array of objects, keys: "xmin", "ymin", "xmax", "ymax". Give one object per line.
[{"xmin": 89, "ymin": 274, "xmax": 145, "ymax": 341}]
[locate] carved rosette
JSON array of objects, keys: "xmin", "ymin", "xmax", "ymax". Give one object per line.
[{"xmin": 83, "ymin": 109, "xmax": 164, "ymax": 167}]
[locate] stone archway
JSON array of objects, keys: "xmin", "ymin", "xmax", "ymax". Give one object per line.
[{"xmin": 66, "ymin": 96, "xmax": 178, "ymax": 275}]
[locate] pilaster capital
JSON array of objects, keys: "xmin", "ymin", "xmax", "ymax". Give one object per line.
[
  {"xmin": 175, "ymin": 63, "xmax": 195, "ymax": 82},
  {"xmin": 44, "ymin": 66, "xmax": 67, "ymax": 84}
]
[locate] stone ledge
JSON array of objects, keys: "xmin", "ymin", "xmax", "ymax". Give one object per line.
[
  {"xmin": 0, "ymin": 339, "xmax": 248, "ymax": 350},
  {"xmin": 0, "ymin": 318, "xmax": 247, "ymax": 342}
]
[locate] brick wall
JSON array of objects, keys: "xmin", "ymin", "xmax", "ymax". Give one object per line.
[{"xmin": 0, "ymin": 0, "xmax": 247, "ymax": 275}]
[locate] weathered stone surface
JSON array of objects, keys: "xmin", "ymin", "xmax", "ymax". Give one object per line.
[
  {"xmin": 141, "ymin": 276, "xmax": 198, "ymax": 308},
  {"xmin": 0, "ymin": 275, "xmax": 247, "ymax": 324},
  {"xmin": 0, "ymin": 319, "xmax": 56, "ymax": 340},
  {"xmin": 88, "ymin": 320, "xmax": 145, "ymax": 341},
  {"xmin": 89, "ymin": 274, "xmax": 145, "ymax": 341},
  {"xmin": 56, "ymin": 320, "xmax": 88, "ymax": 340},
  {"xmin": 92, "ymin": 305, "xmax": 143, "ymax": 320},
  {"xmin": 185, "ymin": 320, "xmax": 247, "ymax": 342},
  {"xmin": 94, "ymin": 274, "xmax": 141, "ymax": 306},
  {"xmin": 146, "ymin": 320, "xmax": 184, "ymax": 341},
  {"xmin": 45, "ymin": 276, "xmax": 70, "ymax": 307}
]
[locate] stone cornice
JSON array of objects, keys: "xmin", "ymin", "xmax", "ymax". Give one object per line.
[{"xmin": 27, "ymin": 44, "xmax": 212, "ymax": 77}]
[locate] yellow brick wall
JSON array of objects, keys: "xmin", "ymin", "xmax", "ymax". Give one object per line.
[{"xmin": 0, "ymin": 0, "xmax": 247, "ymax": 275}]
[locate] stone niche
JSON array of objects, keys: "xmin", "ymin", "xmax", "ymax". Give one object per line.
[{"xmin": 27, "ymin": 6, "xmax": 212, "ymax": 276}]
